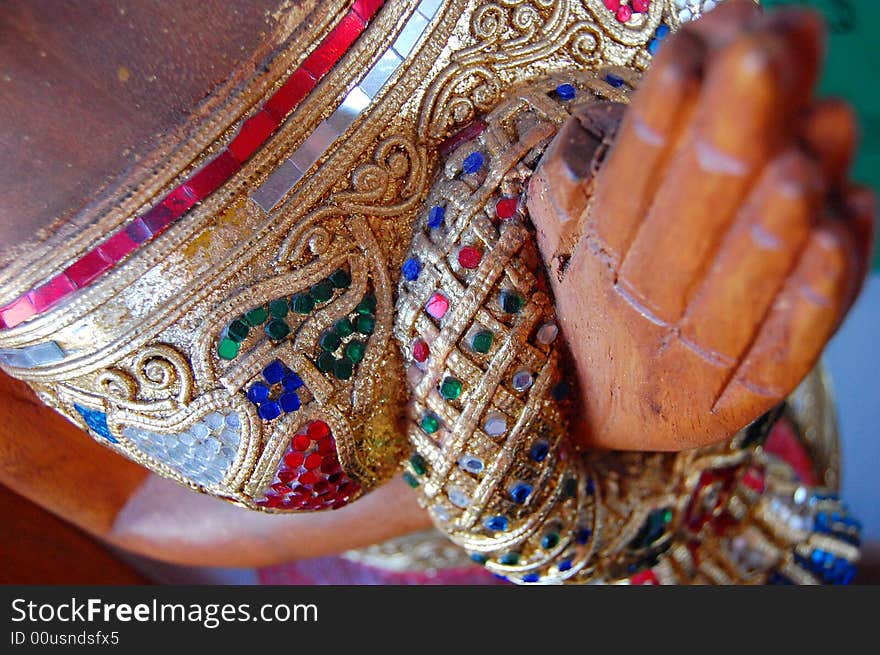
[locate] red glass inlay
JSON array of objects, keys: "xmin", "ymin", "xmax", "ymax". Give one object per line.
[
  {"xmin": 412, "ymin": 338, "xmax": 429, "ymax": 363},
  {"xmin": 495, "ymin": 196, "xmax": 519, "ymax": 220},
  {"xmin": 163, "ymin": 185, "xmax": 199, "ymax": 218},
  {"xmin": 28, "ymin": 274, "xmax": 76, "ymax": 313},
  {"xmin": 228, "ymin": 110, "xmax": 280, "ymax": 163},
  {"xmin": 352, "ymin": 0, "xmax": 385, "ymax": 21},
  {"xmin": 458, "ymin": 246, "xmax": 482, "ymax": 269},
  {"xmin": 630, "ymin": 569, "xmax": 660, "ymax": 585},
  {"xmin": 256, "ymin": 420, "xmax": 360, "ymax": 512},
  {"xmin": 65, "ymin": 249, "xmax": 113, "ymax": 288},
  {"xmin": 187, "ymin": 150, "xmax": 242, "ymax": 199},
  {"xmin": 0, "ymin": 3, "xmax": 385, "ymax": 330},
  {"xmin": 98, "ymin": 230, "xmax": 139, "ymax": 263},
  {"xmin": 265, "ymin": 69, "xmax": 318, "ymax": 122},
  {"xmin": 439, "ymin": 119, "xmax": 487, "ymax": 157},
  {"xmin": 303, "ymin": 12, "xmax": 365, "ymax": 79}
]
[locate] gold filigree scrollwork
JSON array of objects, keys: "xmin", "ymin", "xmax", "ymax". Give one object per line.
[
  {"xmin": 333, "ymin": 135, "xmax": 427, "ymax": 215},
  {"xmin": 96, "ymin": 344, "xmax": 194, "ymax": 413},
  {"xmin": 419, "ymin": 0, "xmax": 666, "ymax": 140}
]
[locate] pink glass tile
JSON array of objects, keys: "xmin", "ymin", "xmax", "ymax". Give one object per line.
[
  {"xmin": 0, "ymin": 295, "xmax": 37, "ymax": 328},
  {"xmin": 28, "ymin": 273, "xmax": 76, "ymax": 313}
]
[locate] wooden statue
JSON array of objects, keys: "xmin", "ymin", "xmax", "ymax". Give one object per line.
[{"xmin": 0, "ymin": 1, "xmax": 871, "ymax": 583}]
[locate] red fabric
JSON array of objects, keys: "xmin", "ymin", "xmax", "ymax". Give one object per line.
[{"xmin": 764, "ymin": 416, "xmax": 819, "ymax": 485}]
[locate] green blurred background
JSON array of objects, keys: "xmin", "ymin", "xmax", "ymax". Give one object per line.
[{"xmin": 764, "ymin": 0, "xmax": 879, "ymax": 268}]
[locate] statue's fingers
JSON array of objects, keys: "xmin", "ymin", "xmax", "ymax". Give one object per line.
[
  {"xmin": 839, "ymin": 185, "xmax": 876, "ymax": 314},
  {"xmin": 583, "ymin": 29, "xmax": 705, "ymax": 264},
  {"xmin": 713, "ymin": 221, "xmax": 854, "ymax": 426},
  {"xmin": 680, "ymin": 0, "xmax": 762, "ymax": 48},
  {"xmin": 679, "ymin": 148, "xmax": 822, "ymax": 361},
  {"xmin": 800, "ymin": 99, "xmax": 858, "ymax": 190},
  {"xmin": 617, "ymin": 12, "xmax": 824, "ymax": 323},
  {"xmin": 584, "ymin": 0, "xmax": 764, "ymax": 263}
]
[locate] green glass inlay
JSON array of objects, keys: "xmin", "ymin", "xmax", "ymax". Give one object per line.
[
  {"xmin": 562, "ymin": 477, "xmax": 577, "ymax": 499},
  {"xmin": 268, "ymin": 299, "xmax": 289, "ymax": 319},
  {"xmin": 357, "ymin": 294, "xmax": 376, "ymax": 315},
  {"xmin": 541, "ymin": 532, "xmax": 560, "ymax": 550},
  {"xmin": 329, "ymin": 269, "xmax": 351, "ymax": 289},
  {"xmin": 320, "ymin": 331, "xmax": 342, "ymax": 352},
  {"xmin": 227, "ymin": 319, "xmax": 250, "ymax": 343},
  {"xmin": 265, "ymin": 318, "xmax": 290, "ymax": 341},
  {"xmin": 316, "ymin": 352, "xmax": 336, "ymax": 373},
  {"xmin": 344, "ymin": 340, "xmax": 366, "ymax": 364},
  {"xmin": 355, "ymin": 314, "xmax": 375, "ymax": 335},
  {"xmin": 217, "ymin": 338, "xmax": 240, "ymax": 360},
  {"xmin": 630, "ymin": 507, "xmax": 673, "ymax": 550},
  {"xmin": 471, "ymin": 330, "xmax": 493, "ymax": 354},
  {"xmin": 409, "ymin": 453, "xmax": 427, "ymax": 476},
  {"xmin": 440, "ymin": 376, "xmax": 463, "ymax": 400},
  {"xmin": 291, "ymin": 293, "xmax": 315, "ymax": 314},
  {"xmin": 311, "ymin": 280, "xmax": 334, "ymax": 303},
  {"xmin": 421, "ymin": 413, "xmax": 440, "ymax": 434},
  {"xmin": 500, "ymin": 290, "xmax": 524, "ymax": 313},
  {"xmin": 244, "ymin": 306, "xmax": 269, "ymax": 327},
  {"xmin": 500, "ymin": 552, "xmax": 520, "ymax": 566},
  {"xmin": 333, "ymin": 357, "xmax": 353, "ymax": 380},
  {"xmin": 403, "ymin": 472, "xmax": 420, "ymax": 488},
  {"xmin": 334, "ymin": 318, "xmax": 354, "ymax": 338}
]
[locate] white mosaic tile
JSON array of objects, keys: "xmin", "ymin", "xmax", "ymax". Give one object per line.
[{"xmin": 123, "ymin": 411, "xmax": 242, "ymax": 487}]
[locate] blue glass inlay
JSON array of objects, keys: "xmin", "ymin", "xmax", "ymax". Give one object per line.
[
  {"xmin": 605, "ymin": 73, "xmax": 625, "ymax": 88},
  {"xmin": 74, "ymin": 404, "xmax": 117, "ymax": 443},
  {"xmin": 263, "ymin": 359, "xmax": 287, "ymax": 384},
  {"xmin": 427, "ymin": 205, "xmax": 446, "ymax": 229},
  {"xmin": 247, "ymin": 382, "xmax": 270, "ymax": 404},
  {"xmin": 402, "ymin": 257, "xmax": 422, "ymax": 281},
  {"xmin": 279, "ymin": 392, "xmax": 301, "ymax": 413},
  {"xmin": 282, "ymin": 373, "xmax": 303, "ymax": 392},
  {"xmin": 258, "ymin": 400, "xmax": 282, "ymax": 421},
  {"xmin": 522, "ymin": 573, "xmax": 540, "ymax": 583},
  {"xmin": 485, "ymin": 515, "xmax": 509, "ymax": 532},
  {"xmin": 510, "ymin": 482, "xmax": 533, "ymax": 504},
  {"xmin": 555, "ymin": 83, "xmax": 576, "ymax": 100},
  {"xmin": 529, "ymin": 441, "xmax": 549, "ymax": 462},
  {"xmin": 558, "ymin": 559, "xmax": 572, "ymax": 572},
  {"xmin": 462, "ymin": 151, "xmax": 484, "ymax": 174}
]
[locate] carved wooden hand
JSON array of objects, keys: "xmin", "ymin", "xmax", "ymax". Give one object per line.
[{"xmin": 528, "ymin": 2, "xmax": 875, "ymax": 450}]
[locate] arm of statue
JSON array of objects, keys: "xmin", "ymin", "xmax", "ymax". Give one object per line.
[
  {"xmin": 529, "ymin": 2, "xmax": 875, "ymax": 450},
  {"xmin": 0, "ymin": 371, "xmax": 431, "ymax": 568}
]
